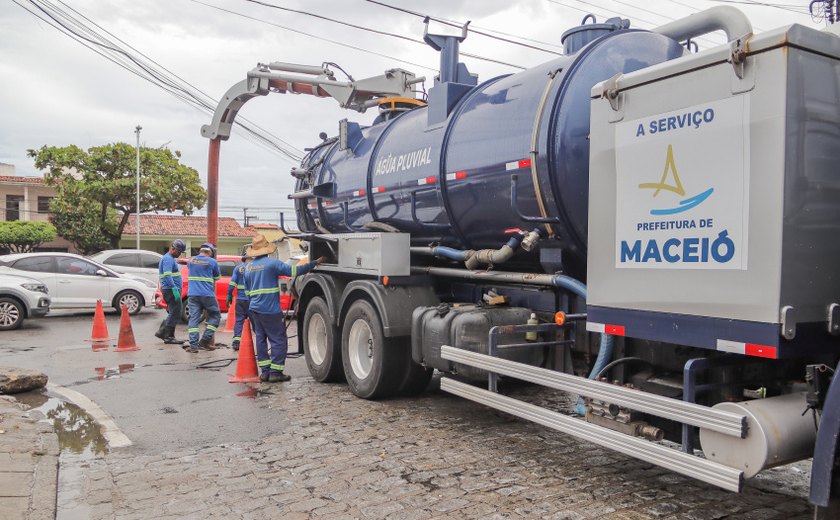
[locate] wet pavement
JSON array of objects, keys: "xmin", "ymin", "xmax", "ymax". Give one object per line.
[{"xmin": 0, "ymin": 309, "xmax": 820, "ymax": 519}]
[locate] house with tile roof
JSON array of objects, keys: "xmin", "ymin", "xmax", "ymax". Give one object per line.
[
  {"xmin": 0, "ymin": 166, "xmax": 77, "ymax": 253},
  {"xmin": 121, "ymin": 214, "xmax": 256, "ymax": 255}
]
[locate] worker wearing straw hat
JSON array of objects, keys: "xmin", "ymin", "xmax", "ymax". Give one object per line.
[{"xmin": 243, "ymin": 234, "xmax": 326, "ymax": 382}]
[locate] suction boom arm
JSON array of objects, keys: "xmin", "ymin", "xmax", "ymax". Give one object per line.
[{"xmin": 201, "ymin": 62, "xmax": 422, "ymax": 141}]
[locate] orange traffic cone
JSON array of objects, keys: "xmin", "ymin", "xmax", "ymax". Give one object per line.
[
  {"xmin": 229, "ymin": 319, "xmax": 260, "ymax": 383},
  {"xmin": 88, "ymin": 299, "xmax": 110, "ymax": 351},
  {"xmin": 114, "ymin": 305, "xmax": 140, "ymax": 352},
  {"xmin": 223, "ymin": 289, "xmax": 237, "ymax": 333}
]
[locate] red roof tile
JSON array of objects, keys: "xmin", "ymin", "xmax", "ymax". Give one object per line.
[
  {"xmin": 0, "ymin": 175, "xmax": 45, "ymax": 184},
  {"xmin": 247, "ymin": 223, "xmax": 279, "ymax": 230},
  {"xmin": 123, "ymin": 215, "xmax": 256, "ymax": 238}
]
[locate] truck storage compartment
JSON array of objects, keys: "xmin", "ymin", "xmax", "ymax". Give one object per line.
[
  {"xmin": 411, "ymin": 304, "xmax": 543, "ymax": 380},
  {"xmin": 587, "ymin": 24, "xmax": 840, "ymax": 357}
]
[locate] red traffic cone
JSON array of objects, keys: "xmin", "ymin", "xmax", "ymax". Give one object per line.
[
  {"xmin": 229, "ymin": 319, "xmax": 260, "ymax": 383},
  {"xmin": 223, "ymin": 289, "xmax": 237, "ymax": 333},
  {"xmin": 88, "ymin": 299, "xmax": 110, "ymax": 351},
  {"xmin": 114, "ymin": 305, "xmax": 140, "ymax": 352}
]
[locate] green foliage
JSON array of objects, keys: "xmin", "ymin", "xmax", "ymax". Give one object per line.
[
  {"xmin": 0, "ymin": 220, "xmax": 57, "ymax": 253},
  {"xmin": 27, "ymin": 143, "xmax": 207, "ymax": 252}
]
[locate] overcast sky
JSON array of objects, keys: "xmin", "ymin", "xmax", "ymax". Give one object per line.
[{"xmin": 0, "ymin": 0, "xmax": 822, "ymax": 227}]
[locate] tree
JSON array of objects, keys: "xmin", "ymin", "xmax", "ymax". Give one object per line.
[
  {"xmin": 0, "ymin": 221, "xmax": 57, "ymax": 253},
  {"xmin": 27, "ymin": 143, "xmax": 207, "ymax": 252}
]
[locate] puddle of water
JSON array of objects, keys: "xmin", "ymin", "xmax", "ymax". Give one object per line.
[
  {"xmin": 92, "ymin": 364, "xmax": 135, "ymax": 381},
  {"xmin": 15, "ymin": 391, "xmax": 108, "ymax": 456}
]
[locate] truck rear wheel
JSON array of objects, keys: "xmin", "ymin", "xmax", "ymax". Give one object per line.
[
  {"xmin": 341, "ymin": 299, "xmax": 406, "ymax": 399},
  {"xmin": 303, "ymin": 297, "xmax": 343, "ymax": 382}
]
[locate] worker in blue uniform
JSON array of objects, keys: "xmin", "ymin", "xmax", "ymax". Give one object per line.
[
  {"xmin": 155, "ymin": 239, "xmax": 187, "ymax": 345},
  {"xmin": 243, "ymin": 234, "xmax": 326, "ymax": 382},
  {"xmin": 226, "ymin": 255, "xmax": 251, "ymax": 351},
  {"xmin": 186, "ymin": 243, "xmax": 221, "ymax": 353}
]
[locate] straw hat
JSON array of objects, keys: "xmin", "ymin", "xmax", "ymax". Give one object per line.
[{"xmin": 246, "ymin": 234, "xmax": 277, "ymax": 257}]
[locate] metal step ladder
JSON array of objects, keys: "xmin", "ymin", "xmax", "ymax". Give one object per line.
[{"xmin": 439, "ymin": 346, "xmax": 746, "ymax": 492}]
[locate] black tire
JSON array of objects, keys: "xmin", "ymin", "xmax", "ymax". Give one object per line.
[
  {"xmin": 0, "ymin": 296, "xmax": 24, "ymax": 331},
  {"xmin": 302, "ymin": 297, "xmax": 343, "ymax": 382},
  {"xmin": 114, "ymin": 291, "xmax": 143, "ymax": 315},
  {"xmin": 182, "ymin": 298, "xmax": 210, "ymax": 324},
  {"xmin": 341, "ymin": 299, "xmax": 408, "ymax": 399},
  {"xmin": 398, "ymin": 341, "xmax": 434, "ymax": 397}
]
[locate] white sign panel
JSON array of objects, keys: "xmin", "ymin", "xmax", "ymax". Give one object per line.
[{"xmin": 614, "ymin": 96, "xmax": 750, "ymax": 269}]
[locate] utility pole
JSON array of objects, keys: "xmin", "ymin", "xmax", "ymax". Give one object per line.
[{"xmin": 135, "ymin": 125, "xmax": 142, "ymax": 250}]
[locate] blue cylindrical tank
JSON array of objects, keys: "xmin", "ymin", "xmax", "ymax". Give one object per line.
[{"xmin": 294, "ymin": 26, "xmax": 684, "ymax": 272}]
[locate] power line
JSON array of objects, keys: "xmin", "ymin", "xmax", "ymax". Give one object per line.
[
  {"xmin": 362, "ymin": 0, "xmax": 563, "ymax": 55},
  {"xmin": 699, "ymin": 0, "xmax": 811, "ymax": 15},
  {"xmin": 52, "ymin": 0, "xmax": 303, "ymax": 161},
  {"xmin": 548, "ymin": 0, "xmax": 722, "ymax": 48},
  {"xmin": 191, "ymin": 0, "xmax": 437, "ymax": 73},
  {"xmin": 15, "ymin": 0, "xmax": 304, "ymax": 163},
  {"xmin": 237, "ymin": 0, "xmax": 527, "ymax": 70}
]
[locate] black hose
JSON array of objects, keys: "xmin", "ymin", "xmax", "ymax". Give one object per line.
[
  {"xmin": 195, "ymin": 358, "xmax": 237, "ymax": 369},
  {"xmin": 594, "ymin": 357, "xmax": 652, "ymax": 380}
]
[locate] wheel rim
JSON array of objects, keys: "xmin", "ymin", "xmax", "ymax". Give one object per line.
[
  {"xmin": 120, "ymin": 293, "xmax": 140, "ymax": 313},
  {"xmin": 308, "ymin": 313, "xmax": 328, "ymax": 365},
  {"xmin": 347, "ymin": 318, "xmax": 373, "ymax": 379},
  {"xmin": 0, "ymin": 302, "xmax": 19, "ymax": 327}
]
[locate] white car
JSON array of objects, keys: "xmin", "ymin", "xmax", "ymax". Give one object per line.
[
  {"xmin": 88, "ymin": 249, "xmax": 163, "ymax": 285},
  {"xmin": 0, "ymin": 271, "xmax": 50, "ymax": 330},
  {"xmin": 0, "ymin": 252, "xmax": 157, "ymax": 315}
]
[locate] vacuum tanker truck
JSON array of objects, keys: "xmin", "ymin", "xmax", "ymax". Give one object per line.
[{"xmin": 203, "ymin": 6, "xmax": 840, "ymax": 515}]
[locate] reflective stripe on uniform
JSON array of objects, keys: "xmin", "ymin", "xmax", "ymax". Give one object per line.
[
  {"xmin": 257, "ymin": 360, "xmax": 271, "ymax": 367},
  {"xmin": 232, "ymin": 336, "xmax": 241, "ymax": 341},
  {"xmin": 206, "ymin": 324, "xmax": 217, "ymax": 332},
  {"xmin": 270, "ymin": 363, "xmax": 285, "ymax": 371},
  {"xmin": 249, "ymin": 287, "xmax": 280, "ymax": 296},
  {"xmin": 159, "ymin": 272, "xmax": 174, "ymax": 278},
  {"xmin": 188, "ymin": 276, "xmax": 215, "ymax": 282},
  {"xmin": 187, "ymin": 328, "xmax": 200, "ymax": 333}
]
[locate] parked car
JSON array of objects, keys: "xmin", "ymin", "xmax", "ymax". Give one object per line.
[
  {"xmin": 155, "ymin": 255, "xmax": 293, "ymax": 322},
  {"xmin": 0, "ymin": 253, "xmax": 157, "ymax": 315},
  {"xmin": 88, "ymin": 249, "xmax": 163, "ymax": 285},
  {"xmin": 0, "ymin": 271, "xmax": 50, "ymax": 330}
]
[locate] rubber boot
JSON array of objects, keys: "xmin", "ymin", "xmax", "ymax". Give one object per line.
[
  {"xmin": 163, "ymin": 326, "xmax": 185, "ymax": 345},
  {"xmin": 268, "ymin": 371, "xmax": 291, "ymax": 383},
  {"xmin": 198, "ymin": 335, "xmax": 216, "ymax": 351},
  {"xmin": 154, "ymin": 320, "xmax": 167, "ymax": 340}
]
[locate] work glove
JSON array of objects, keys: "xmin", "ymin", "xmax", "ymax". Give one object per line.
[
  {"xmin": 226, "ymin": 295, "xmax": 232, "ymax": 307},
  {"xmin": 172, "ymin": 288, "xmax": 181, "ymax": 301}
]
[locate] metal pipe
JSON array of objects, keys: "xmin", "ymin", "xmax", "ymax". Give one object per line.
[
  {"xmin": 266, "ymin": 62, "xmax": 333, "ymax": 76},
  {"xmin": 134, "ymin": 125, "xmax": 142, "ymax": 250},
  {"xmin": 465, "ymin": 237, "xmax": 519, "ymax": 270},
  {"xmin": 652, "ymin": 6, "xmax": 752, "ymax": 43},
  {"xmin": 410, "ymin": 265, "xmax": 562, "ymax": 287},
  {"xmin": 207, "ymin": 138, "xmax": 221, "ymax": 246},
  {"xmin": 248, "ymin": 70, "xmax": 352, "ymax": 89}
]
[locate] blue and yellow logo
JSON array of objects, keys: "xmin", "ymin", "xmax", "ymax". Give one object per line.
[{"xmin": 639, "ymin": 144, "xmax": 713, "ymax": 216}]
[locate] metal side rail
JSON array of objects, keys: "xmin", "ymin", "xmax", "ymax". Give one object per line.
[
  {"xmin": 441, "ymin": 378, "xmax": 743, "ymax": 491},
  {"xmin": 440, "ymin": 346, "xmax": 746, "ymax": 438}
]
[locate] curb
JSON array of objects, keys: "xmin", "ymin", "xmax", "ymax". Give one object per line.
[{"xmin": 0, "ymin": 395, "xmax": 59, "ymax": 520}]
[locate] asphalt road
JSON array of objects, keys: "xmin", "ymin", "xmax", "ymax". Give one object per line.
[
  {"xmin": 0, "ymin": 308, "xmax": 819, "ymax": 519},
  {"xmin": 0, "ymin": 307, "xmax": 303, "ymax": 453}
]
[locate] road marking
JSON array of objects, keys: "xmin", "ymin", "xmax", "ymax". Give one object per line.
[{"xmin": 47, "ymin": 383, "xmax": 132, "ymax": 448}]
